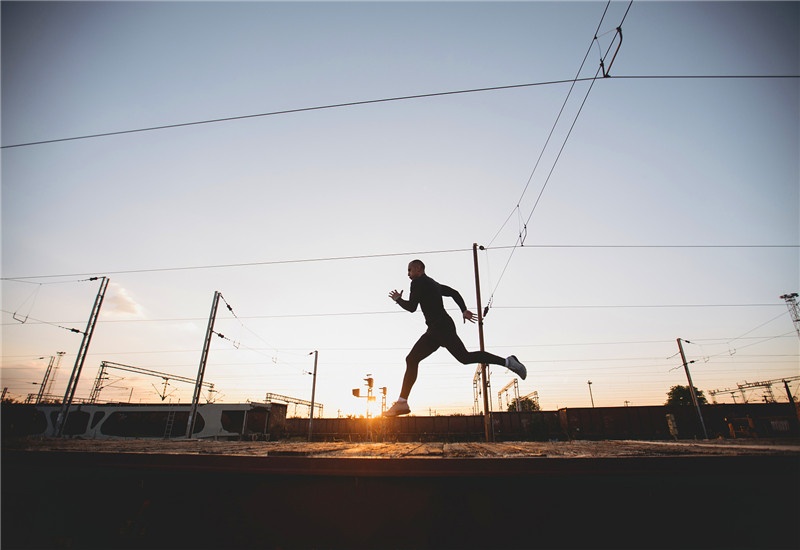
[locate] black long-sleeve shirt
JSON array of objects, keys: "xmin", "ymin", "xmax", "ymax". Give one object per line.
[{"xmin": 396, "ymin": 273, "xmax": 467, "ymax": 331}]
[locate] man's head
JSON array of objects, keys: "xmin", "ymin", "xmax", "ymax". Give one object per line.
[{"xmin": 407, "ymin": 259, "xmax": 425, "ymax": 280}]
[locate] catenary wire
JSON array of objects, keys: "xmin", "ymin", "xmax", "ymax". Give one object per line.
[
  {"xmin": 0, "ymin": 303, "xmax": 788, "ymax": 328},
  {"xmin": 0, "ymin": 310, "xmax": 85, "ymax": 335},
  {"xmin": 215, "ymin": 294, "xmax": 309, "ymax": 361},
  {"xmin": 0, "ymin": 76, "xmax": 600, "ymax": 149},
  {"xmin": 484, "ymin": 1, "xmax": 634, "ymax": 310},
  {"xmin": 2, "ymin": 334, "xmax": 794, "ymax": 360},
  {"xmin": 2, "ymin": 74, "xmax": 795, "ymax": 150},
  {"xmin": 510, "ymin": 0, "xmax": 612, "ymax": 221},
  {"xmin": 2, "ymin": 244, "xmax": 795, "ymax": 281}
]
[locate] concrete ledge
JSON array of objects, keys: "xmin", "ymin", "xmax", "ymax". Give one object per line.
[{"xmin": 3, "ymin": 441, "xmax": 798, "ymax": 549}]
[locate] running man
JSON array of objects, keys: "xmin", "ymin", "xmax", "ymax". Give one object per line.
[{"xmin": 384, "ymin": 259, "xmax": 527, "ymax": 417}]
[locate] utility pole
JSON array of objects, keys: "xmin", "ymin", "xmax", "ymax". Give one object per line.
[
  {"xmin": 587, "ymin": 380, "xmax": 595, "ymax": 408},
  {"xmin": 308, "ymin": 350, "xmax": 318, "ymax": 442},
  {"xmin": 783, "ymin": 380, "xmax": 800, "ymax": 427},
  {"xmin": 473, "ymin": 243, "xmax": 493, "ymax": 442},
  {"xmin": 784, "ymin": 379, "xmax": 796, "ymax": 405},
  {"xmin": 677, "ymin": 338, "xmax": 708, "ymax": 439},
  {"xmin": 54, "ymin": 277, "xmax": 109, "ymax": 437},
  {"xmin": 186, "ymin": 291, "xmax": 221, "ymax": 439}
]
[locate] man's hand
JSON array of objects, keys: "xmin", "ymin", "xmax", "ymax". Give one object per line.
[
  {"xmin": 389, "ymin": 289, "xmax": 403, "ymax": 302},
  {"xmin": 463, "ymin": 310, "xmax": 477, "ymax": 324}
]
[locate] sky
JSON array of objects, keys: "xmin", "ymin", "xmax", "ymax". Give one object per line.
[{"xmin": 2, "ymin": 0, "xmax": 798, "ymax": 418}]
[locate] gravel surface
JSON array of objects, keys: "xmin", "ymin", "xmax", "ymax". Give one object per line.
[{"xmin": 5, "ymin": 437, "xmax": 800, "ymax": 458}]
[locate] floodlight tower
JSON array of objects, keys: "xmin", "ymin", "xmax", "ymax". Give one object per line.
[
  {"xmin": 779, "ymin": 293, "xmax": 800, "ymax": 339},
  {"xmin": 35, "ymin": 351, "xmax": 66, "ymax": 403}
]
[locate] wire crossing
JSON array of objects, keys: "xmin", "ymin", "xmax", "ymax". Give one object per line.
[
  {"xmin": 483, "ymin": 1, "xmax": 633, "ymax": 316},
  {"xmin": 4, "ymin": 276, "xmax": 105, "ymax": 334}
]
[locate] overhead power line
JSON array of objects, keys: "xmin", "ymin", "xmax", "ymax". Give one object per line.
[
  {"xmin": 1, "ymin": 244, "xmax": 795, "ymax": 281},
  {"xmin": 2, "ymin": 74, "xmax": 796, "ymax": 149},
  {"xmin": 0, "ymin": 76, "xmax": 600, "ymax": 149},
  {"xmin": 507, "ymin": 0, "xmax": 613, "ymax": 217},
  {"xmin": 0, "ymin": 310, "xmax": 86, "ymax": 335},
  {"xmin": 1, "ymin": 304, "xmax": 787, "ymax": 329},
  {"xmin": 2, "ymin": 333, "xmax": 792, "ymax": 359}
]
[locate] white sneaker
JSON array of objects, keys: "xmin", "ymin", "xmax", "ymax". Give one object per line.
[
  {"xmin": 383, "ymin": 401, "xmax": 411, "ymax": 417},
  {"xmin": 506, "ymin": 355, "xmax": 527, "ymax": 380}
]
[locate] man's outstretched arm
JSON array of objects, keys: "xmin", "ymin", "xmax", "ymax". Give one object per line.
[{"xmin": 389, "ymin": 289, "xmax": 417, "ymax": 313}]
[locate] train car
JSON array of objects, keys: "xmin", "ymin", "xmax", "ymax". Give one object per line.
[{"xmin": 1, "ymin": 401, "xmax": 287, "ymax": 440}]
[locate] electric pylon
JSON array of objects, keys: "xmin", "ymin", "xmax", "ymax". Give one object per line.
[{"xmin": 779, "ymin": 293, "xmax": 800, "ymax": 339}]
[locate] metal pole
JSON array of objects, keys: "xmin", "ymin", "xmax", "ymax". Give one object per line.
[
  {"xmin": 186, "ymin": 291, "xmax": 221, "ymax": 439},
  {"xmin": 88, "ymin": 362, "xmax": 109, "ymax": 404},
  {"xmin": 784, "ymin": 380, "xmax": 800, "ymax": 427},
  {"xmin": 677, "ymin": 338, "xmax": 708, "ymax": 439},
  {"xmin": 473, "ymin": 243, "xmax": 493, "ymax": 442},
  {"xmin": 55, "ymin": 277, "xmax": 109, "ymax": 436},
  {"xmin": 587, "ymin": 380, "xmax": 595, "ymax": 408},
  {"xmin": 308, "ymin": 350, "xmax": 318, "ymax": 442}
]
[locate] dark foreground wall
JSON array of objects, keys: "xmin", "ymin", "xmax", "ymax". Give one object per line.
[{"xmin": 2, "ymin": 450, "xmax": 798, "ymax": 550}]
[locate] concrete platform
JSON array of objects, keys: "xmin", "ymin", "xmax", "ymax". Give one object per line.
[
  {"xmin": 6, "ymin": 436, "xmax": 800, "ymax": 457},
  {"xmin": 3, "ymin": 439, "xmax": 798, "ymax": 549}
]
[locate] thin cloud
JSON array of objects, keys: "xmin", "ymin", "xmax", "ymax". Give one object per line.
[{"xmin": 103, "ymin": 283, "xmax": 145, "ymax": 319}]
